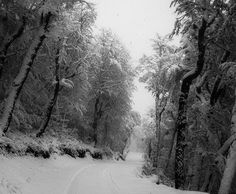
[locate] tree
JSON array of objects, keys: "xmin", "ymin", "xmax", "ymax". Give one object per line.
[
  {"xmin": 169, "ymin": 0, "xmax": 236, "ymax": 191},
  {"xmin": 0, "ymin": 0, "xmax": 94, "ymax": 136},
  {"xmin": 36, "ymin": 1, "xmax": 96, "ymax": 137},
  {"xmin": 88, "ymin": 29, "xmax": 134, "ymax": 147},
  {"xmin": 137, "ymin": 34, "xmax": 182, "ymax": 170},
  {"xmin": 216, "ymin": 63, "xmax": 236, "ymax": 194},
  {"xmin": 174, "ymin": 17, "xmax": 208, "ymax": 189},
  {"xmin": 137, "ymin": 1, "xmax": 236, "ymax": 191},
  {"xmin": 0, "ymin": 9, "xmax": 52, "ymax": 135},
  {"xmin": 170, "ymin": 0, "xmax": 234, "ymax": 188},
  {"xmin": 36, "ymin": 44, "xmax": 61, "ymax": 137},
  {"xmin": 0, "ymin": 0, "xmax": 139, "ymax": 164}
]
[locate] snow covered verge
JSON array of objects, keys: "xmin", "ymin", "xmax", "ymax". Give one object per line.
[
  {"xmin": 141, "ymin": 158, "xmax": 175, "ymax": 187},
  {"xmin": 0, "ymin": 131, "xmax": 116, "ymax": 160}
]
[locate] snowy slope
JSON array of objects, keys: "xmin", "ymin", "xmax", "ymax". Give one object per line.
[{"xmin": 0, "ymin": 153, "xmax": 208, "ymax": 194}]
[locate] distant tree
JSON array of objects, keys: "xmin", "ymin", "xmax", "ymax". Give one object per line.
[
  {"xmin": 137, "ymin": 34, "xmax": 182, "ymax": 169},
  {"xmin": 88, "ymin": 29, "xmax": 135, "ymax": 147}
]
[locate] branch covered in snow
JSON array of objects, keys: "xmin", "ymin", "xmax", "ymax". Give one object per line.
[{"xmin": 60, "ymin": 78, "xmax": 74, "ymax": 89}]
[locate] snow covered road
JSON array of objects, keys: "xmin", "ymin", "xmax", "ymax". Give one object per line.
[
  {"xmin": 66, "ymin": 152, "xmax": 205, "ymax": 194},
  {"xmin": 0, "ymin": 152, "xmax": 207, "ymax": 194},
  {"xmin": 67, "ymin": 153, "xmax": 147, "ymax": 194}
]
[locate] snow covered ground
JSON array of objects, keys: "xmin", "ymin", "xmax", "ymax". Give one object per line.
[{"xmin": 0, "ymin": 152, "xmax": 207, "ymax": 194}]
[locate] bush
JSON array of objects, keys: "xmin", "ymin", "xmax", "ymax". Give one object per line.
[
  {"xmin": 59, "ymin": 145, "xmax": 77, "ymax": 158},
  {"xmin": 25, "ymin": 144, "xmax": 50, "ymax": 159},
  {"xmin": 0, "ymin": 131, "xmax": 116, "ymax": 160},
  {"xmin": 76, "ymin": 148, "xmax": 86, "ymax": 158},
  {"xmin": 91, "ymin": 151, "xmax": 103, "ymax": 159}
]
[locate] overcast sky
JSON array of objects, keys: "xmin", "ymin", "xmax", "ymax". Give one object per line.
[{"xmin": 90, "ymin": 0, "xmax": 177, "ymax": 115}]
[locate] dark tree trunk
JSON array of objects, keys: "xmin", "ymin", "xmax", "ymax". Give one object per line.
[
  {"xmin": 92, "ymin": 97, "xmax": 99, "ymax": 146},
  {"xmin": 92, "ymin": 96, "xmax": 103, "ymax": 146},
  {"xmin": 155, "ymin": 93, "xmax": 160, "ymax": 166},
  {"xmin": 36, "ymin": 47, "xmax": 60, "ymax": 138},
  {"xmin": 175, "ymin": 18, "xmax": 207, "ymax": 189},
  {"xmin": 155, "ymin": 93, "xmax": 159, "ymax": 138},
  {"xmin": 147, "ymin": 139, "xmax": 152, "ymax": 159},
  {"xmin": 0, "ymin": 17, "xmax": 26, "ymax": 80},
  {"xmin": 103, "ymin": 116, "xmax": 109, "ymax": 146},
  {"xmin": 0, "ymin": 13, "xmax": 52, "ymax": 135}
]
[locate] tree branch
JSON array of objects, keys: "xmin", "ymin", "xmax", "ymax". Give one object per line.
[
  {"xmin": 210, "ymin": 50, "xmax": 230, "ymax": 106},
  {"xmin": 217, "ymin": 133, "xmax": 236, "ymax": 155}
]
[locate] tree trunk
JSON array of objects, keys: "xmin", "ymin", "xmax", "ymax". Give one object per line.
[
  {"xmin": 123, "ymin": 133, "xmax": 132, "ymax": 158},
  {"xmin": 92, "ymin": 96, "xmax": 103, "ymax": 147},
  {"xmin": 156, "ymin": 97, "xmax": 167, "ymax": 168},
  {"xmin": 165, "ymin": 127, "xmax": 177, "ymax": 171},
  {"xmin": 103, "ymin": 115, "xmax": 109, "ymax": 146},
  {"xmin": 191, "ymin": 145, "xmax": 202, "ymax": 190},
  {"xmin": 0, "ymin": 17, "xmax": 26, "ymax": 80},
  {"xmin": 147, "ymin": 138, "xmax": 152, "ymax": 159},
  {"xmin": 200, "ymin": 167, "xmax": 212, "ymax": 192},
  {"xmin": 155, "ymin": 93, "xmax": 159, "ymax": 138},
  {"xmin": 175, "ymin": 18, "xmax": 207, "ymax": 189},
  {"xmin": 155, "ymin": 93, "xmax": 160, "ymax": 165},
  {"xmin": 36, "ymin": 47, "xmax": 60, "ymax": 138},
  {"xmin": 0, "ymin": 13, "xmax": 52, "ymax": 136},
  {"xmin": 218, "ymin": 90, "xmax": 236, "ymax": 194}
]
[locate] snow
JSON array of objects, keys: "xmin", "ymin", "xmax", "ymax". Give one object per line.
[
  {"xmin": 0, "ymin": 155, "xmax": 93, "ymax": 194},
  {"xmin": 0, "ymin": 152, "xmax": 208, "ymax": 194}
]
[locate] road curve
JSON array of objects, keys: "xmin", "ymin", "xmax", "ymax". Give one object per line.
[{"xmin": 66, "ymin": 152, "xmax": 160, "ymax": 194}]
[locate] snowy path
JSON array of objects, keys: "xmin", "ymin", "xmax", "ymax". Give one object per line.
[
  {"xmin": 66, "ymin": 153, "xmax": 148, "ymax": 194},
  {"xmin": 0, "ymin": 153, "xmax": 207, "ymax": 194},
  {"xmin": 66, "ymin": 153, "xmax": 205, "ymax": 194}
]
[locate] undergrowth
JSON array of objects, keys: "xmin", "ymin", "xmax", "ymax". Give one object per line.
[
  {"xmin": 0, "ymin": 131, "xmax": 117, "ymax": 160},
  {"xmin": 142, "ymin": 158, "xmax": 174, "ymax": 187}
]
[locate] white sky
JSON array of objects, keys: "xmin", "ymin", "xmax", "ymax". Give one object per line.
[{"xmin": 90, "ymin": 0, "xmax": 177, "ymax": 116}]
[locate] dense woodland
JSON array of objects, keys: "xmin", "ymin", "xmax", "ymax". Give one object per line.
[
  {"xmin": 0, "ymin": 0, "xmax": 141, "ymax": 158},
  {"xmin": 1, "ymin": 0, "xmax": 236, "ymax": 194},
  {"xmin": 139, "ymin": 0, "xmax": 236, "ymax": 194}
]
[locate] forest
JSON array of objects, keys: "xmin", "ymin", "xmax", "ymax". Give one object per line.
[{"xmin": 0, "ymin": 0, "xmax": 236, "ymax": 194}]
